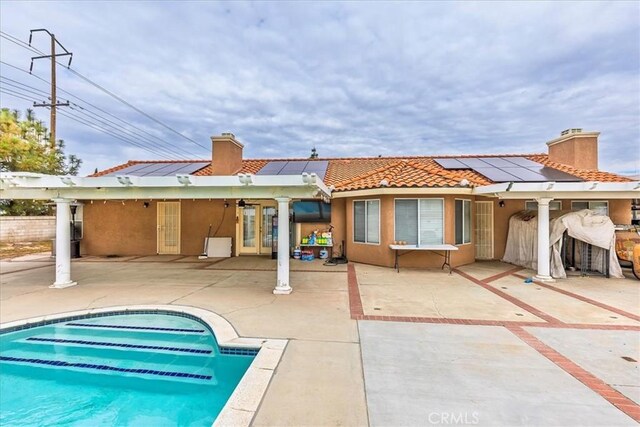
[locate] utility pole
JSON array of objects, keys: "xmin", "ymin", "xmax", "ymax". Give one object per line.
[{"xmin": 29, "ymin": 29, "xmax": 73, "ymax": 150}]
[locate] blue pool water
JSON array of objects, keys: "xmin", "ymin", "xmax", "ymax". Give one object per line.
[{"xmin": 0, "ymin": 313, "xmax": 256, "ymax": 426}]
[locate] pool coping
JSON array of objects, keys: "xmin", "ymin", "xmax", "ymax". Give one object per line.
[{"xmin": 0, "ymin": 304, "xmax": 288, "ymax": 427}]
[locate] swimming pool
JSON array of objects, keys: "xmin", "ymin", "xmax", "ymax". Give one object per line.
[{"xmin": 0, "ymin": 312, "xmax": 257, "ymax": 426}]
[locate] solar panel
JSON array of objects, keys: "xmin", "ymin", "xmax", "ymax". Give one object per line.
[
  {"xmin": 501, "ymin": 157, "xmax": 541, "ymax": 167},
  {"xmin": 280, "ymin": 161, "xmax": 308, "ymax": 174},
  {"xmin": 433, "ymin": 158, "xmax": 469, "ymax": 169},
  {"xmin": 481, "ymin": 157, "xmax": 517, "ymax": 168},
  {"xmin": 473, "ymin": 167, "xmax": 522, "ymax": 182},
  {"xmin": 535, "ymin": 167, "xmax": 582, "ymax": 182},
  {"xmin": 458, "ymin": 158, "xmax": 493, "ymax": 168},
  {"xmin": 500, "ymin": 167, "xmax": 547, "ymax": 181},
  {"xmin": 102, "ymin": 162, "xmax": 210, "ymax": 177},
  {"xmin": 256, "ymin": 161, "xmax": 288, "ymax": 175},
  {"xmin": 305, "ymin": 160, "xmax": 329, "ymax": 179}
]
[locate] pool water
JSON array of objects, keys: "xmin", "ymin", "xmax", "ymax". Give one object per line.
[{"xmin": 0, "ymin": 313, "xmax": 256, "ymax": 426}]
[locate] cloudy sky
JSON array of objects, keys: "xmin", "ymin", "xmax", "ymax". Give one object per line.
[{"xmin": 1, "ymin": 1, "xmax": 639, "ymax": 176}]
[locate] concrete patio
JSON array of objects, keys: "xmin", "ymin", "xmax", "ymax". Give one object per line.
[{"xmin": 1, "ymin": 255, "xmax": 638, "ymax": 426}]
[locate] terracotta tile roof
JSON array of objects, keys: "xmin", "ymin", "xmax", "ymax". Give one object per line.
[
  {"xmin": 527, "ymin": 154, "xmax": 631, "ymax": 183},
  {"xmin": 90, "ymin": 153, "xmax": 631, "ymax": 191}
]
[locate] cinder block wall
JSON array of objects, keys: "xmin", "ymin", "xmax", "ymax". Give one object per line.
[{"xmin": 0, "ymin": 216, "xmax": 56, "ymax": 243}]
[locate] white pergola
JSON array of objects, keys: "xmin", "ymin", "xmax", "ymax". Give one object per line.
[
  {"xmin": 0, "ymin": 172, "xmax": 331, "ymax": 294},
  {"xmin": 474, "ymin": 181, "xmax": 640, "ymax": 281}
]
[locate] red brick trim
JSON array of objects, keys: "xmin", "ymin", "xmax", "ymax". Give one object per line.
[
  {"xmin": 512, "ymin": 273, "xmax": 640, "ymax": 322},
  {"xmin": 454, "ymin": 269, "xmax": 562, "ymax": 324},
  {"xmin": 507, "ymin": 325, "xmax": 640, "ymax": 423},
  {"xmin": 483, "ymin": 266, "xmax": 524, "ymax": 283},
  {"xmin": 347, "ymin": 263, "xmax": 364, "ymax": 318}
]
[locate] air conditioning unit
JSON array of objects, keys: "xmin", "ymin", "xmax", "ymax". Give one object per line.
[{"xmin": 204, "ymin": 237, "xmax": 232, "ymax": 258}]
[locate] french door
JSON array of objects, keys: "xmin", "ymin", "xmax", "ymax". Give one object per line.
[
  {"xmin": 157, "ymin": 202, "xmax": 181, "ymax": 254},
  {"xmin": 239, "ymin": 203, "xmax": 276, "ymax": 254},
  {"xmin": 474, "ymin": 201, "xmax": 494, "ymax": 259}
]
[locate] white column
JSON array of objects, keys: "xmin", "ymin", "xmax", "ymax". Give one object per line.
[
  {"xmin": 535, "ymin": 197, "xmax": 555, "ymax": 282},
  {"xmin": 273, "ymin": 197, "xmax": 292, "ymax": 294},
  {"xmin": 50, "ymin": 198, "xmax": 77, "ymax": 289}
]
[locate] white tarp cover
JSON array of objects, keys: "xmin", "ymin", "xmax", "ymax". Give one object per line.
[{"xmin": 502, "ymin": 209, "xmax": 623, "ymax": 278}]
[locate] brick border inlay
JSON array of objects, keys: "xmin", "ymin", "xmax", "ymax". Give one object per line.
[
  {"xmin": 507, "ymin": 325, "xmax": 640, "ymax": 423},
  {"xmin": 512, "ymin": 273, "xmax": 640, "ymax": 323},
  {"xmin": 483, "ymin": 266, "xmax": 524, "ymax": 283},
  {"xmin": 347, "ymin": 263, "xmax": 364, "ymax": 318},
  {"xmin": 454, "ymin": 269, "xmax": 562, "ymax": 324}
]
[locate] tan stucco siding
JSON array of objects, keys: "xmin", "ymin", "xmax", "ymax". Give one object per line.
[
  {"xmin": 81, "ymin": 199, "xmax": 236, "ymax": 256},
  {"xmin": 342, "ymin": 194, "xmax": 476, "ymax": 269}
]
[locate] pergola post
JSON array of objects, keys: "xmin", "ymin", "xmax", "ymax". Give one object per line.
[
  {"xmin": 273, "ymin": 197, "xmax": 292, "ymax": 294},
  {"xmin": 51, "ymin": 198, "xmax": 77, "ymax": 288},
  {"xmin": 535, "ymin": 197, "xmax": 555, "ymax": 282}
]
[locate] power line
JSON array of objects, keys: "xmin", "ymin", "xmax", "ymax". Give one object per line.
[
  {"xmin": 1, "ymin": 31, "xmax": 210, "ymax": 153},
  {"xmin": 55, "ymin": 108, "xmax": 177, "ymax": 160},
  {"xmin": 68, "ymin": 104, "xmax": 189, "ymax": 159},
  {"xmin": 0, "ymin": 88, "xmax": 36, "ymax": 103},
  {"xmin": 0, "ymin": 76, "xmax": 49, "ymax": 95},
  {"xmin": 0, "ymin": 61, "xmax": 201, "ymax": 159}
]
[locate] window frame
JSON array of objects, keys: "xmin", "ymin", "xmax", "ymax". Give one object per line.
[
  {"xmin": 571, "ymin": 200, "xmax": 609, "ymax": 215},
  {"xmin": 524, "ymin": 200, "xmax": 563, "ymax": 211},
  {"xmin": 352, "ymin": 199, "xmax": 381, "ymax": 245},
  {"xmin": 454, "ymin": 198, "xmax": 472, "ymax": 246},
  {"xmin": 393, "ymin": 197, "xmax": 445, "ymax": 246}
]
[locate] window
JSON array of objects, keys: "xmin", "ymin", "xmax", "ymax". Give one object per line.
[
  {"xmin": 354, "ymin": 200, "xmax": 380, "ymax": 244},
  {"xmin": 525, "ymin": 200, "xmax": 562, "ymax": 211},
  {"xmin": 455, "ymin": 199, "xmax": 471, "ymax": 245},
  {"xmin": 571, "ymin": 201, "xmax": 608, "ymax": 216},
  {"xmin": 394, "ymin": 199, "xmax": 444, "ymax": 245}
]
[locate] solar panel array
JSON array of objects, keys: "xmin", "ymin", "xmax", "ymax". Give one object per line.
[
  {"xmin": 256, "ymin": 160, "xmax": 329, "ymax": 180},
  {"xmin": 102, "ymin": 162, "xmax": 210, "ymax": 177},
  {"xmin": 433, "ymin": 157, "xmax": 581, "ymax": 183}
]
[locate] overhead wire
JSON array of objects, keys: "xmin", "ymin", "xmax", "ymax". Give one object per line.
[
  {"xmin": 0, "ymin": 88, "xmax": 35, "ymax": 103},
  {"xmin": 1, "ymin": 31, "xmax": 210, "ymax": 153},
  {"xmin": 0, "ymin": 61, "xmax": 200, "ymax": 160},
  {"xmin": 1, "ymin": 32, "xmax": 208, "ymax": 158}
]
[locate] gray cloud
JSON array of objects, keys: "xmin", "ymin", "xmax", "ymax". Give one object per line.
[{"xmin": 1, "ymin": 1, "xmax": 638, "ymax": 175}]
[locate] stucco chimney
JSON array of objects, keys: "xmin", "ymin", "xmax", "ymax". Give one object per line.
[
  {"xmin": 211, "ymin": 132, "xmax": 244, "ymax": 175},
  {"xmin": 546, "ymin": 129, "xmax": 599, "ymax": 170}
]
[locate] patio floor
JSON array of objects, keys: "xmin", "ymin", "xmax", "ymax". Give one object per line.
[{"xmin": 1, "ymin": 255, "xmax": 638, "ymax": 425}]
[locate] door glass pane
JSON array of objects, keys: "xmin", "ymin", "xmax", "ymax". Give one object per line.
[
  {"xmin": 366, "ymin": 200, "xmax": 380, "ymax": 244},
  {"xmin": 419, "ymin": 199, "xmax": 443, "ymax": 245},
  {"xmin": 463, "ymin": 200, "xmax": 471, "ymax": 244},
  {"xmin": 262, "ymin": 207, "xmax": 276, "ymax": 247},
  {"xmin": 354, "ymin": 201, "xmax": 366, "ymax": 243},
  {"xmin": 395, "ymin": 199, "xmax": 418, "ymax": 244},
  {"xmin": 242, "ymin": 207, "xmax": 256, "ymax": 247},
  {"xmin": 455, "ymin": 200, "xmax": 463, "ymax": 244}
]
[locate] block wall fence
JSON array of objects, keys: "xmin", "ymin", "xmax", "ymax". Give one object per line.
[{"xmin": 0, "ymin": 216, "xmax": 56, "ymax": 243}]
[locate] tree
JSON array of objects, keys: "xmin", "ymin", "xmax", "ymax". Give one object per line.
[{"xmin": 0, "ymin": 108, "xmax": 82, "ymax": 215}]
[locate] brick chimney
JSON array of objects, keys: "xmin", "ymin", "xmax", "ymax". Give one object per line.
[
  {"xmin": 546, "ymin": 129, "xmax": 599, "ymax": 170},
  {"xmin": 211, "ymin": 133, "xmax": 244, "ymax": 175}
]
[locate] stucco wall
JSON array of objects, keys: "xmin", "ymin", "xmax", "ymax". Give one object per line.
[
  {"xmin": 342, "ymin": 194, "xmax": 477, "ymax": 269},
  {"xmin": 81, "ymin": 199, "xmax": 236, "ymax": 256},
  {"xmin": 0, "ymin": 216, "xmax": 56, "ymax": 243}
]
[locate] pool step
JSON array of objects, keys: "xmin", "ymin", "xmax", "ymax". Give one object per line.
[
  {"xmin": 0, "ymin": 357, "xmax": 219, "ymax": 391},
  {"xmin": 51, "ymin": 324, "xmax": 213, "ymax": 345}
]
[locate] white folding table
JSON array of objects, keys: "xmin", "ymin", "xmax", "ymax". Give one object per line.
[{"xmin": 389, "ymin": 244, "xmax": 459, "ymax": 274}]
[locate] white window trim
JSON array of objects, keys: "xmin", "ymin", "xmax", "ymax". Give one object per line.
[
  {"xmin": 353, "ymin": 199, "xmax": 380, "ymax": 245},
  {"xmin": 525, "ymin": 200, "xmax": 563, "ymax": 211},
  {"xmin": 393, "ymin": 197, "xmax": 445, "ymax": 246},
  {"xmin": 571, "ymin": 200, "xmax": 609, "ymax": 214},
  {"xmin": 455, "ymin": 198, "xmax": 472, "ymax": 246}
]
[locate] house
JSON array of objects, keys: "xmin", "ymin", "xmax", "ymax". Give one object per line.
[{"xmin": 1, "ymin": 129, "xmax": 638, "ymax": 293}]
